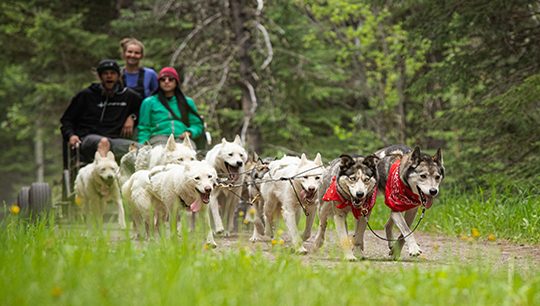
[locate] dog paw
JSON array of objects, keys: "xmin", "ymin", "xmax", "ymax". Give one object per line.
[
  {"xmin": 249, "ymin": 234, "xmax": 265, "ymax": 242},
  {"xmin": 408, "ymin": 245, "xmax": 423, "ymax": 257},
  {"xmin": 296, "ymin": 246, "xmax": 308, "ymax": 255},
  {"xmin": 344, "ymin": 254, "xmax": 358, "ymax": 262},
  {"xmin": 204, "ymin": 241, "xmax": 217, "ymax": 249}
]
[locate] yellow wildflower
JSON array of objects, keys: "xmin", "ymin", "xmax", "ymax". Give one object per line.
[
  {"xmin": 51, "ymin": 286, "xmax": 63, "ymax": 298},
  {"xmin": 487, "ymin": 234, "xmax": 496, "ymax": 241},
  {"xmin": 271, "ymin": 239, "xmax": 278, "ymax": 246},
  {"xmin": 238, "ymin": 211, "xmax": 245, "ymax": 217},
  {"xmin": 471, "ymin": 228, "xmax": 481, "ymax": 238},
  {"xmin": 9, "ymin": 204, "xmax": 20, "ymax": 215}
]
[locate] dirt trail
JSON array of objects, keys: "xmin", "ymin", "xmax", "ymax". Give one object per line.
[
  {"xmin": 217, "ymin": 230, "xmax": 540, "ymax": 268},
  {"xmin": 67, "ymin": 220, "xmax": 539, "ymax": 269}
]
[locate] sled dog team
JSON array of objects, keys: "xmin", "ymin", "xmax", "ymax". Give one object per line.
[{"xmin": 75, "ymin": 134, "xmax": 444, "ymax": 260}]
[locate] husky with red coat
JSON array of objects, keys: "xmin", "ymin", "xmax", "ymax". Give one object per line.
[
  {"xmin": 313, "ymin": 154, "xmax": 379, "ymax": 261},
  {"xmin": 376, "ymin": 145, "xmax": 444, "ymax": 259}
]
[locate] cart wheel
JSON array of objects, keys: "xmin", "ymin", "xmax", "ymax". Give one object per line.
[
  {"xmin": 29, "ymin": 182, "xmax": 51, "ymax": 215},
  {"xmin": 17, "ymin": 186, "xmax": 31, "ymax": 215}
]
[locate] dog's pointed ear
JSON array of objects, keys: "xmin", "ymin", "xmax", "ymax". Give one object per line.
[
  {"xmin": 433, "ymin": 148, "xmax": 443, "ymax": 165},
  {"xmin": 106, "ymin": 151, "xmax": 115, "ymax": 161},
  {"xmin": 182, "ymin": 134, "xmax": 194, "ymax": 150},
  {"xmin": 411, "ymin": 146, "xmax": 421, "ymax": 161},
  {"xmin": 362, "ymin": 154, "xmax": 380, "ymax": 173},
  {"xmin": 166, "ymin": 134, "xmax": 177, "ymax": 151},
  {"xmin": 252, "ymin": 151, "xmax": 259, "ymax": 163},
  {"xmin": 314, "ymin": 153, "xmax": 323, "ymax": 166},
  {"xmin": 299, "ymin": 153, "xmax": 308, "ymax": 165},
  {"xmin": 339, "ymin": 154, "xmax": 355, "ymax": 171},
  {"xmin": 221, "ymin": 137, "xmax": 227, "ymax": 144},
  {"xmin": 233, "ymin": 135, "xmax": 243, "ymax": 146},
  {"xmin": 94, "ymin": 151, "xmax": 102, "ymax": 163}
]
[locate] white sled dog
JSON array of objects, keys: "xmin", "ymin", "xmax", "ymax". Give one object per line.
[
  {"xmin": 205, "ymin": 135, "xmax": 248, "ymax": 236},
  {"xmin": 75, "ymin": 151, "xmax": 126, "ymax": 228},
  {"xmin": 149, "ymin": 161, "xmax": 218, "ymax": 246},
  {"xmin": 375, "ymin": 145, "xmax": 444, "ymax": 259},
  {"xmin": 313, "ymin": 154, "xmax": 379, "ymax": 261},
  {"xmin": 260, "ymin": 153, "xmax": 323, "ymax": 254},
  {"xmin": 119, "ymin": 134, "xmax": 197, "ymax": 186}
]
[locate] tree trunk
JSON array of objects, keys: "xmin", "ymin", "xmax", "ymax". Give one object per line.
[{"xmin": 229, "ymin": 0, "xmax": 260, "ymax": 151}]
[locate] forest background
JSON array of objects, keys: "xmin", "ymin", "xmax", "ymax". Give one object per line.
[{"xmin": 1, "ymin": 0, "xmax": 538, "ymax": 203}]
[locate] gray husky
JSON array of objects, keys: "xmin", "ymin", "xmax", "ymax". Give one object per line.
[
  {"xmin": 313, "ymin": 154, "xmax": 379, "ymax": 261},
  {"xmin": 376, "ymin": 145, "xmax": 444, "ymax": 259}
]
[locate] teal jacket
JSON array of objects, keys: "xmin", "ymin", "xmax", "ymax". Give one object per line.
[{"xmin": 138, "ymin": 94, "xmax": 204, "ymax": 144}]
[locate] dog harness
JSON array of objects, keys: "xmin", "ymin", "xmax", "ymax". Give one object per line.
[
  {"xmin": 384, "ymin": 160, "xmax": 432, "ymax": 212},
  {"xmin": 322, "ymin": 176, "xmax": 377, "ymax": 219}
]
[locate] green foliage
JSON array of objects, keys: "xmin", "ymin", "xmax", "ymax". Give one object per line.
[{"xmin": 1, "ymin": 0, "xmax": 539, "ymax": 202}]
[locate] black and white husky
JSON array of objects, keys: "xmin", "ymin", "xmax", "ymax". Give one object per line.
[
  {"xmin": 313, "ymin": 154, "xmax": 379, "ymax": 261},
  {"xmin": 376, "ymin": 145, "xmax": 444, "ymax": 259}
]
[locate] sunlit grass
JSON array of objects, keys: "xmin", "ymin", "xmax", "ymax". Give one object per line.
[
  {"xmin": 1, "ymin": 182, "xmax": 538, "ymax": 305},
  {"xmin": 356, "ymin": 184, "xmax": 540, "ymax": 244},
  {"xmin": 0, "ymin": 215, "xmax": 539, "ymax": 306}
]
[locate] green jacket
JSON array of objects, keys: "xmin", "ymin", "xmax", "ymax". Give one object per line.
[{"xmin": 138, "ymin": 94, "xmax": 203, "ymax": 144}]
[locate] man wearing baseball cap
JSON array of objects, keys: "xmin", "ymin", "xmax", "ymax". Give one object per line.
[{"xmin": 61, "ymin": 59, "xmax": 143, "ymax": 162}]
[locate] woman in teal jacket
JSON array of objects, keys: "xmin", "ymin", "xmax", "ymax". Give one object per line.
[{"xmin": 138, "ymin": 67, "xmax": 204, "ymax": 146}]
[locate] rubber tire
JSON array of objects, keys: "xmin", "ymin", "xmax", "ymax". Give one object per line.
[
  {"xmin": 17, "ymin": 186, "xmax": 31, "ymax": 215},
  {"xmin": 29, "ymin": 182, "xmax": 51, "ymax": 215}
]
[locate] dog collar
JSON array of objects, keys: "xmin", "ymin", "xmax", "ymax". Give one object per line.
[
  {"xmin": 384, "ymin": 160, "xmax": 431, "ymax": 212},
  {"xmin": 322, "ymin": 176, "xmax": 377, "ymax": 219}
]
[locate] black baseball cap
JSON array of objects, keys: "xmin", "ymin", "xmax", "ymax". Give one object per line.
[{"xmin": 96, "ymin": 59, "xmax": 120, "ymax": 74}]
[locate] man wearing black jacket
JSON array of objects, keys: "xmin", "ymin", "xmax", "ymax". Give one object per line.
[{"xmin": 60, "ymin": 59, "xmax": 142, "ymax": 162}]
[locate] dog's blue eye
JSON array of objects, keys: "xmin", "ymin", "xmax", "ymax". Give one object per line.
[{"xmin": 349, "ymin": 177, "xmax": 357, "ymax": 181}]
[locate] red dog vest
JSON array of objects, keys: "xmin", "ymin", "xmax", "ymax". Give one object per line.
[
  {"xmin": 384, "ymin": 160, "xmax": 432, "ymax": 212},
  {"xmin": 322, "ymin": 176, "xmax": 377, "ymax": 219}
]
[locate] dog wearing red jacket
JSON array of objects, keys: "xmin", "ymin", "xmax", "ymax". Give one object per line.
[{"xmin": 376, "ymin": 145, "xmax": 444, "ymax": 259}]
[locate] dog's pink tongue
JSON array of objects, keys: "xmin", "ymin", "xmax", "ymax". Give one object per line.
[
  {"xmin": 190, "ymin": 200, "xmax": 202, "ymax": 212},
  {"xmin": 425, "ymin": 200, "xmax": 433, "ymax": 209}
]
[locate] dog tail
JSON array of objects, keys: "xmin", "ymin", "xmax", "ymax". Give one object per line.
[{"xmin": 121, "ymin": 175, "xmax": 134, "ymax": 202}]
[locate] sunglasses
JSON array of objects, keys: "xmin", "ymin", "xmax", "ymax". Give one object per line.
[{"xmin": 159, "ymin": 76, "xmax": 176, "ymax": 82}]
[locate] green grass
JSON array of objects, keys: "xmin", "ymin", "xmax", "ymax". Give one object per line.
[
  {"xmin": 362, "ymin": 184, "xmax": 540, "ymax": 243},
  {"xmin": 1, "ymin": 184, "xmax": 539, "ymax": 305},
  {"xmin": 0, "ymin": 216, "xmax": 539, "ymax": 306}
]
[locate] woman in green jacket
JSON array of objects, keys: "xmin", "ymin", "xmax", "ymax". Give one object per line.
[{"xmin": 138, "ymin": 67, "xmax": 204, "ymax": 147}]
